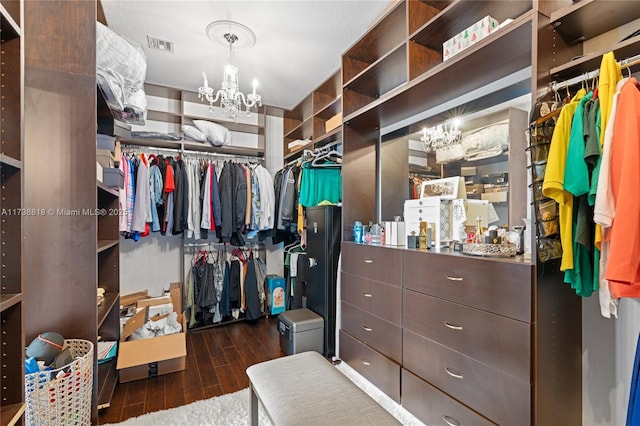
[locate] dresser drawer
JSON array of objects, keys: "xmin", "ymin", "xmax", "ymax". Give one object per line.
[
  {"xmin": 403, "ymin": 330, "xmax": 530, "ymax": 426},
  {"xmin": 403, "ymin": 289, "xmax": 530, "ymax": 383},
  {"xmin": 342, "ymin": 301, "xmax": 402, "ymax": 362},
  {"xmin": 339, "ymin": 329, "xmax": 400, "ymax": 403},
  {"xmin": 401, "ymin": 368, "xmax": 496, "ymax": 426},
  {"xmin": 341, "ymin": 242, "xmax": 401, "ymax": 286},
  {"xmin": 342, "ymin": 271, "xmax": 402, "ymax": 325},
  {"xmin": 403, "ymin": 250, "xmax": 533, "ymax": 322}
]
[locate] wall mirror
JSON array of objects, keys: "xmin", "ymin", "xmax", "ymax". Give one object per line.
[{"xmin": 378, "ymin": 97, "xmax": 531, "ymax": 236}]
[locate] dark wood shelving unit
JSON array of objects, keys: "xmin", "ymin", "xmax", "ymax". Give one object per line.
[
  {"xmin": 283, "ymin": 69, "xmax": 342, "ymax": 158},
  {"xmin": 344, "ymin": 11, "xmax": 533, "ymax": 130},
  {"xmin": 96, "ymin": 174, "xmax": 121, "ymax": 411},
  {"xmin": 342, "ymin": 2, "xmax": 406, "ymax": 83},
  {"xmin": 1, "ymin": 1, "xmax": 24, "ymax": 423},
  {"xmin": 550, "ymin": 0, "xmax": 640, "ymax": 43}
]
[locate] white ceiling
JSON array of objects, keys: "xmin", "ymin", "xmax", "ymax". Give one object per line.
[{"xmin": 101, "ymin": 0, "xmax": 395, "ymax": 111}]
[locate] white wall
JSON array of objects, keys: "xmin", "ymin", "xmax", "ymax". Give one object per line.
[{"xmin": 119, "ymin": 233, "xmax": 183, "ymax": 297}]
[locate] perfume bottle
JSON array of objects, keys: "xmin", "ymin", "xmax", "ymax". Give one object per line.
[
  {"xmin": 419, "ymin": 222, "xmax": 428, "ymax": 250},
  {"xmin": 474, "ymin": 216, "xmax": 484, "ymax": 244}
]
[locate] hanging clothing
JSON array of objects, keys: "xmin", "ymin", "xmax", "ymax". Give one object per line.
[
  {"xmin": 131, "ymin": 154, "xmax": 150, "ymax": 232},
  {"xmin": 149, "ymin": 163, "xmax": 162, "ymax": 232},
  {"xmin": 299, "ymin": 161, "xmax": 342, "ymax": 207},
  {"xmin": 542, "ymin": 88, "xmax": 587, "ymax": 273},
  {"xmin": 244, "ymin": 258, "xmax": 261, "ymax": 320},
  {"xmin": 604, "ymin": 78, "xmax": 640, "ymax": 298},
  {"xmin": 118, "ymin": 154, "xmax": 128, "ymax": 233},
  {"xmin": 563, "ymin": 92, "xmax": 595, "ymax": 297},
  {"xmin": 594, "ymin": 78, "xmax": 628, "ymax": 318}
]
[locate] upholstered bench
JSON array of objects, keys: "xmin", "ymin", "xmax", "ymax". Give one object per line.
[{"xmin": 246, "ymin": 351, "xmax": 401, "ymax": 426}]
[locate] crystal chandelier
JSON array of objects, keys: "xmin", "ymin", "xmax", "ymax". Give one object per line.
[
  {"xmin": 420, "ymin": 120, "xmax": 462, "ymax": 152},
  {"xmin": 198, "ymin": 21, "xmax": 262, "ymax": 121}
]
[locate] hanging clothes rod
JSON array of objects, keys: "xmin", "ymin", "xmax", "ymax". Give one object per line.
[
  {"xmin": 551, "ymin": 52, "xmax": 640, "ymax": 93},
  {"xmin": 122, "ymin": 144, "xmax": 181, "ymax": 155},
  {"xmin": 184, "ymin": 241, "xmax": 224, "ymax": 248},
  {"xmin": 121, "ymin": 144, "xmax": 263, "ymax": 162},
  {"xmin": 180, "ymin": 148, "xmax": 263, "ymax": 161}
]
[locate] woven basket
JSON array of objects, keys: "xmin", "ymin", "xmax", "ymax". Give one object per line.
[{"xmin": 25, "ymin": 339, "xmax": 94, "ymax": 426}]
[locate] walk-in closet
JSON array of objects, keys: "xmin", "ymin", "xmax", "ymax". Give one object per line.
[{"xmin": 3, "ymin": 1, "xmax": 640, "ymax": 425}]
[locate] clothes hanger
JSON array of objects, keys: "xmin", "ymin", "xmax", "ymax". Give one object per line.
[{"xmin": 311, "ymin": 149, "xmax": 342, "ymax": 167}]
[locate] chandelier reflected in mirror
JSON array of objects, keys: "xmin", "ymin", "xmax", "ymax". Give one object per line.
[
  {"xmin": 420, "ymin": 119, "xmax": 462, "ymax": 152},
  {"xmin": 198, "ymin": 20, "xmax": 262, "ymax": 121}
]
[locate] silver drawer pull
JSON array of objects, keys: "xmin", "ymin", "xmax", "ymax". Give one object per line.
[
  {"xmin": 364, "ymin": 259, "xmax": 373, "ymax": 264},
  {"xmin": 444, "ymin": 321, "xmax": 463, "ymax": 331},
  {"xmin": 418, "ymin": 209, "xmax": 423, "ymax": 213},
  {"xmin": 362, "ymin": 325, "xmax": 373, "ymax": 332},
  {"xmin": 362, "ymin": 292, "xmax": 373, "ymax": 298},
  {"xmin": 360, "ymin": 358, "xmax": 371, "ymax": 366},
  {"xmin": 445, "ymin": 367, "xmax": 463, "ymax": 379},
  {"xmin": 445, "ymin": 275, "xmax": 464, "ymax": 281},
  {"xmin": 443, "ymin": 415, "xmax": 460, "ymax": 426}
]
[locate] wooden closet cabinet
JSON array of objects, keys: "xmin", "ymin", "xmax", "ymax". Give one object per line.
[
  {"xmin": 340, "ymin": 243, "xmax": 402, "ymax": 402},
  {"xmin": 21, "ymin": 0, "xmax": 111, "ymax": 422},
  {"xmin": 0, "ymin": 0, "xmax": 25, "ymax": 424},
  {"xmin": 337, "ymin": 1, "xmax": 583, "ymax": 425}
]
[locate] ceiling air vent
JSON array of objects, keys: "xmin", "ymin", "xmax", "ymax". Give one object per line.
[{"xmin": 147, "ymin": 36, "xmax": 174, "ymax": 53}]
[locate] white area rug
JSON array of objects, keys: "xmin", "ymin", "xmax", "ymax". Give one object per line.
[
  {"xmin": 105, "ymin": 362, "xmax": 425, "ymax": 426},
  {"xmin": 103, "ymin": 388, "xmax": 273, "ymax": 426}
]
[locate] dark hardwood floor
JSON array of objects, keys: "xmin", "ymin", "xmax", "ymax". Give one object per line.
[{"xmin": 98, "ymin": 316, "xmax": 285, "ymax": 424}]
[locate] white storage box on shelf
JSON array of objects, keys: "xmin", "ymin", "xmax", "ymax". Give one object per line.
[{"xmin": 443, "ymin": 16, "xmax": 499, "ymax": 61}]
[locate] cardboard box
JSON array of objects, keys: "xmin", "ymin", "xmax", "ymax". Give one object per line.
[
  {"xmin": 443, "ymin": 16, "xmax": 499, "ymax": 61},
  {"xmin": 120, "ymin": 290, "xmax": 150, "ymax": 309},
  {"xmin": 325, "ymin": 113, "xmax": 342, "ymax": 133},
  {"xmin": 117, "ymin": 284, "xmax": 187, "ymax": 383}
]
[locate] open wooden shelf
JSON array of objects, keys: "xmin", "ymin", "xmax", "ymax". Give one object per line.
[
  {"xmin": 283, "ymin": 69, "xmax": 342, "ymax": 158},
  {"xmin": 97, "ymin": 180, "xmax": 119, "ymax": 197},
  {"xmin": 97, "ymin": 240, "xmax": 119, "ymax": 253},
  {"xmin": 550, "ymin": 0, "xmax": 640, "ymax": 42},
  {"xmin": 97, "ymin": 292, "xmax": 119, "ymax": 330},
  {"xmin": 97, "ymin": 359, "xmax": 118, "ymax": 410},
  {"xmin": 0, "ymin": 154, "xmax": 21, "ymax": 169},
  {"xmin": 344, "ymin": 11, "xmax": 533, "ymax": 130},
  {"xmin": 0, "ymin": 293, "xmax": 22, "ymax": 312},
  {"xmin": 550, "ymin": 34, "xmax": 640, "ymax": 80},
  {"xmin": 0, "ymin": 402, "xmax": 25, "ymax": 426}
]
